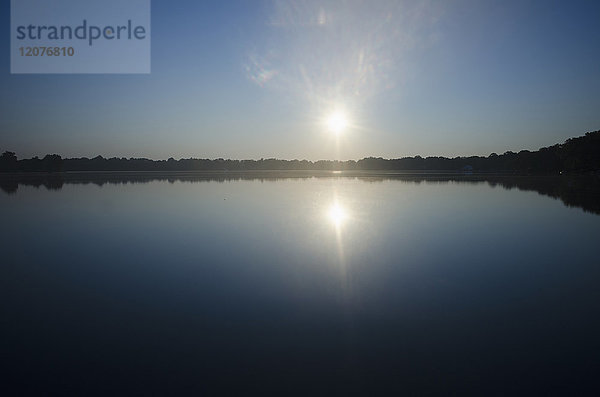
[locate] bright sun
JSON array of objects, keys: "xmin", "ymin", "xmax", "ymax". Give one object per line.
[{"xmin": 326, "ymin": 111, "xmax": 349, "ymax": 135}]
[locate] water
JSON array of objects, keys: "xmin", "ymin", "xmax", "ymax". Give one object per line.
[{"xmin": 2, "ymin": 173, "xmax": 600, "ymax": 395}]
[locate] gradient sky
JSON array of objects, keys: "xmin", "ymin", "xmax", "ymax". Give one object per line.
[{"xmin": 1, "ymin": 0, "xmax": 599, "ymax": 160}]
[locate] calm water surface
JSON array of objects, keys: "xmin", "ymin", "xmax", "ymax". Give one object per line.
[{"xmin": 2, "ymin": 174, "xmax": 600, "ymax": 395}]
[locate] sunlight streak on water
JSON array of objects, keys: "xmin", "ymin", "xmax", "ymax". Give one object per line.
[
  {"xmin": 324, "ymin": 193, "xmax": 353, "ymax": 287},
  {"xmin": 328, "ymin": 202, "xmax": 348, "ymax": 228}
]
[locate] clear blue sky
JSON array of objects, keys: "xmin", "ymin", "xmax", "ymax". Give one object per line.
[{"xmin": 1, "ymin": 0, "xmax": 599, "ymax": 160}]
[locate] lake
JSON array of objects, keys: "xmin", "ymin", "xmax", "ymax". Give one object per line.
[{"xmin": 1, "ymin": 172, "xmax": 600, "ymax": 395}]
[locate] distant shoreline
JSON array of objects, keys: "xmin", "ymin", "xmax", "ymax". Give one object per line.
[
  {"xmin": 1, "ymin": 170, "xmax": 598, "ymax": 179},
  {"xmin": 1, "ymin": 130, "xmax": 599, "ymax": 174}
]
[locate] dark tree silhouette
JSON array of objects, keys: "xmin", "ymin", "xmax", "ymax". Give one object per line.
[
  {"xmin": 1, "ymin": 130, "xmax": 599, "ymax": 174},
  {"xmin": 0, "ymin": 151, "xmax": 17, "ymax": 172}
]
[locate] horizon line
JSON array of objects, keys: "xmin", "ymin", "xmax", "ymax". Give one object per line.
[{"xmin": 5, "ymin": 129, "xmax": 598, "ymax": 162}]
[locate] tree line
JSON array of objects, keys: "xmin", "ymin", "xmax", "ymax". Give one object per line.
[{"xmin": 1, "ymin": 130, "xmax": 599, "ymax": 174}]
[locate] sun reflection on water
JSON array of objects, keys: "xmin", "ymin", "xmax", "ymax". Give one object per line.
[
  {"xmin": 325, "ymin": 197, "xmax": 352, "ymax": 289},
  {"xmin": 328, "ymin": 202, "xmax": 348, "ymax": 228}
]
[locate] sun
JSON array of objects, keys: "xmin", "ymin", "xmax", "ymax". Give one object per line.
[{"xmin": 326, "ymin": 111, "xmax": 349, "ymax": 135}]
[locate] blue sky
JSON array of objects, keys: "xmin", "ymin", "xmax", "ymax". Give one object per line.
[{"xmin": 1, "ymin": 0, "xmax": 599, "ymax": 160}]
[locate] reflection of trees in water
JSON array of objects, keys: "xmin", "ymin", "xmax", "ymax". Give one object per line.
[
  {"xmin": 1, "ymin": 172, "xmax": 599, "ymax": 215},
  {"xmin": 486, "ymin": 176, "xmax": 600, "ymax": 215},
  {"xmin": 0, "ymin": 179, "xmax": 18, "ymax": 194}
]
